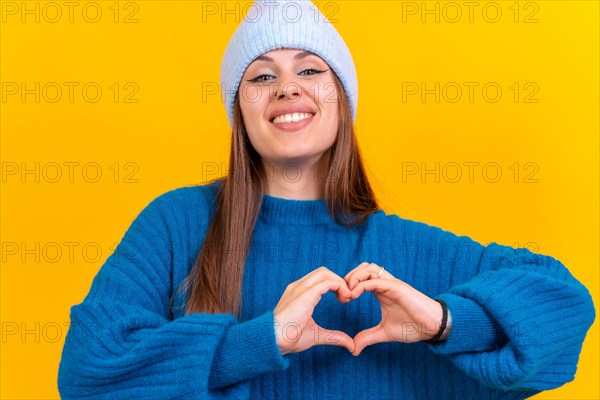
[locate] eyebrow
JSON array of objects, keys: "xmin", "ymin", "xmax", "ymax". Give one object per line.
[{"xmin": 254, "ymin": 51, "xmax": 316, "ymax": 62}]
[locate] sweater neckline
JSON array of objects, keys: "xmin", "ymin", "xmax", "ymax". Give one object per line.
[{"xmin": 259, "ymin": 193, "xmax": 336, "ymax": 225}]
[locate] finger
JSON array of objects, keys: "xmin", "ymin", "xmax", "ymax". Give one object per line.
[
  {"xmin": 335, "ymin": 292, "xmax": 352, "ymax": 304},
  {"xmin": 352, "ymin": 325, "xmax": 391, "ymax": 356},
  {"xmin": 297, "ymin": 267, "xmax": 350, "ymax": 297},
  {"xmin": 346, "ymin": 263, "xmax": 386, "ymax": 290},
  {"xmin": 302, "ymin": 278, "xmax": 353, "ymax": 307},
  {"xmin": 351, "ymin": 278, "xmax": 396, "ymax": 299},
  {"xmin": 343, "ymin": 262, "xmax": 370, "ymax": 282},
  {"xmin": 291, "ymin": 266, "xmax": 332, "ymax": 288},
  {"xmin": 314, "ymin": 324, "xmax": 355, "ymax": 353}
]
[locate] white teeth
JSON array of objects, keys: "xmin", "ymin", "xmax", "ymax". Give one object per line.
[{"xmin": 272, "ymin": 112, "xmax": 312, "ymax": 124}]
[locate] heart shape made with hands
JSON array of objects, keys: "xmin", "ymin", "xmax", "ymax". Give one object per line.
[{"xmin": 274, "ymin": 262, "xmax": 446, "ymax": 357}]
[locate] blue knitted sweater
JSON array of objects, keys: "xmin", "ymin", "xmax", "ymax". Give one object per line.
[{"xmin": 58, "ymin": 180, "xmax": 595, "ymax": 400}]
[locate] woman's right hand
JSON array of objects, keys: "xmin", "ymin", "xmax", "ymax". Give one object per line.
[{"xmin": 273, "ymin": 266, "xmax": 355, "ymax": 356}]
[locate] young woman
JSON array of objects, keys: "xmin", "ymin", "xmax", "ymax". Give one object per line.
[{"xmin": 58, "ymin": 1, "xmax": 595, "ymax": 399}]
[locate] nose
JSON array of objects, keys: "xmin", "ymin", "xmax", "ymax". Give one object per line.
[{"xmin": 273, "ymin": 71, "xmax": 302, "ymax": 101}]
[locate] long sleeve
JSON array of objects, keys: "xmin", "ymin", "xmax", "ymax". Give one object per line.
[
  {"xmin": 57, "ymin": 188, "xmax": 290, "ymax": 400},
  {"xmin": 394, "ymin": 216, "xmax": 596, "ymax": 392}
]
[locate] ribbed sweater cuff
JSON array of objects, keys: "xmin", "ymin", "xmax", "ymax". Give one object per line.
[
  {"xmin": 209, "ymin": 310, "xmax": 290, "ymax": 389},
  {"xmin": 425, "ymin": 293, "xmax": 507, "ymax": 354}
]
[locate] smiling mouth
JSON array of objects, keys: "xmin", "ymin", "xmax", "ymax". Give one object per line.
[
  {"xmin": 269, "ymin": 112, "xmax": 316, "ymax": 132},
  {"xmin": 270, "ymin": 112, "xmax": 315, "ymax": 124}
]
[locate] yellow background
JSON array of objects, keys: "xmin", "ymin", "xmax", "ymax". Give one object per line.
[{"xmin": 1, "ymin": 0, "xmax": 598, "ymax": 398}]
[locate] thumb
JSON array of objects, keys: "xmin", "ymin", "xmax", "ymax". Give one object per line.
[
  {"xmin": 314, "ymin": 324, "xmax": 355, "ymax": 354},
  {"xmin": 352, "ymin": 325, "xmax": 390, "ymax": 357}
]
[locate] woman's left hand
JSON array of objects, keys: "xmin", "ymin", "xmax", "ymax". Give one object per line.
[{"xmin": 344, "ymin": 262, "xmax": 452, "ymax": 356}]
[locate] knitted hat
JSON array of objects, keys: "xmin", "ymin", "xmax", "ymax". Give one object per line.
[{"xmin": 219, "ymin": 0, "xmax": 358, "ymax": 128}]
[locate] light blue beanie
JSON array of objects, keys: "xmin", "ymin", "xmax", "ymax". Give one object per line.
[{"xmin": 220, "ymin": 0, "xmax": 358, "ymax": 128}]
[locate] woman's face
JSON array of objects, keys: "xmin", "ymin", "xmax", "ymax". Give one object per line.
[{"xmin": 238, "ymin": 48, "xmax": 339, "ymax": 167}]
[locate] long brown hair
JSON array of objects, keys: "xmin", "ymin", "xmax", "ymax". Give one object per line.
[{"xmin": 179, "ymin": 71, "xmax": 379, "ymax": 318}]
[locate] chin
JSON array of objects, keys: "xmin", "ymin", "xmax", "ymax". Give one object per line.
[{"xmin": 262, "ymin": 150, "xmax": 321, "ymax": 165}]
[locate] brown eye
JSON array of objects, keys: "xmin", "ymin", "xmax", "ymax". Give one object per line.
[
  {"xmin": 300, "ymin": 68, "xmax": 327, "ymax": 76},
  {"xmin": 247, "ymin": 74, "xmax": 274, "ymax": 83}
]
